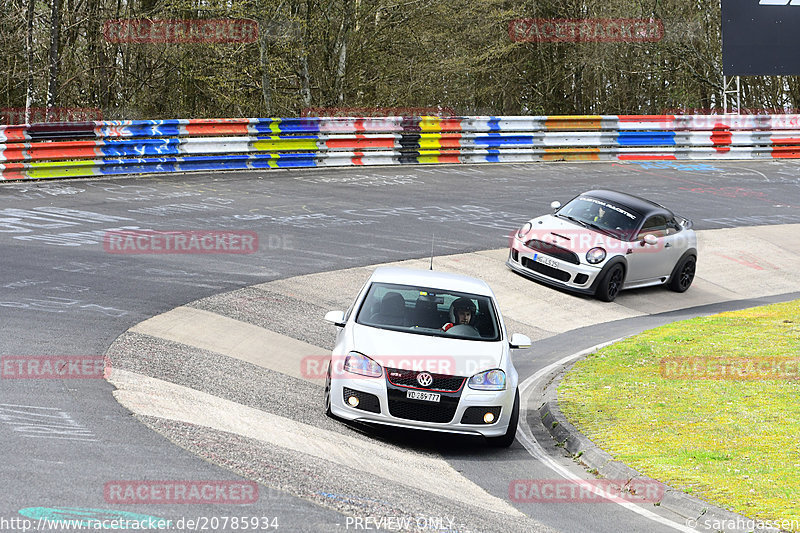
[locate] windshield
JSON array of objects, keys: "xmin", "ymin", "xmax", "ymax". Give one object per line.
[
  {"xmin": 355, "ymin": 282, "xmax": 501, "ymax": 341},
  {"xmin": 556, "ymin": 195, "xmax": 642, "ymax": 241}
]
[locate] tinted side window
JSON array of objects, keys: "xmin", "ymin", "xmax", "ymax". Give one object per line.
[
  {"xmin": 638, "ymin": 215, "xmax": 668, "ymax": 238},
  {"xmin": 665, "ymin": 217, "xmax": 682, "ymax": 235}
]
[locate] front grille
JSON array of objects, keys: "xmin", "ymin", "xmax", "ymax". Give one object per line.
[
  {"xmin": 343, "ymin": 387, "xmax": 381, "ymax": 413},
  {"xmin": 385, "ymin": 368, "xmax": 465, "ymax": 392},
  {"xmin": 387, "ymin": 389, "xmax": 459, "ymax": 423},
  {"xmin": 524, "ymin": 239, "xmax": 580, "ymax": 265},
  {"xmin": 522, "ymin": 256, "xmax": 571, "ymax": 282},
  {"xmin": 461, "ymin": 406, "xmax": 502, "ymax": 425}
]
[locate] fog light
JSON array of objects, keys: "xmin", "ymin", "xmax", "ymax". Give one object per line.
[
  {"xmin": 483, "ymin": 412, "xmax": 495, "ymax": 424},
  {"xmin": 347, "ymin": 396, "xmax": 360, "ymax": 407}
]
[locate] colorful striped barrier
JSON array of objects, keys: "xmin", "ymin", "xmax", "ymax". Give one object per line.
[{"xmin": 2, "ymin": 115, "xmax": 800, "ymax": 180}]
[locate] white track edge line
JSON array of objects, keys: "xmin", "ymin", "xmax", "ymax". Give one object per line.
[{"xmin": 516, "ymin": 340, "xmax": 698, "ymax": 533}]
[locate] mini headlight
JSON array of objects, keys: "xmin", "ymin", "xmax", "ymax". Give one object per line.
[
  {"xmin": 468, "ymin": 369, "xmax": 506, "ymax": 391},
  {"xmin": 343, "ymin": 351, "xmax": 382, "ymax": 378},
  {"xmin": 517, "ymin": 222, "xmax": 532, "ymax": 239},
  {"xmin": 586, "ymin": 247, "xmax": 607, "ymax": 264}
]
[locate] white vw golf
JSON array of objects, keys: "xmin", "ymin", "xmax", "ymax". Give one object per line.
[{"xmin": 324, "ymin": 267, "xmax": 531, "ymax": 447}]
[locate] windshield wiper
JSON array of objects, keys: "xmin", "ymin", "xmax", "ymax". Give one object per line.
[
  {"xmin": 557, "ymin": 214, "xmax": 588, "ymax": 228},
  {"xmin": 584, "ymin": 221, "xmax": 604, "ymax": 231}
]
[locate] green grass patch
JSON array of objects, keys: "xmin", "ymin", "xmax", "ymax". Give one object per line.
[{"xmin": 559, "ymin": 299, "xmax": 800, "ymax": 528}]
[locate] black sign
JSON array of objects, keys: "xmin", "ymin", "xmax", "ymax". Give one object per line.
[{"xmin": 722, "ymin": 0, "xmax": 800, "ymax": 76}]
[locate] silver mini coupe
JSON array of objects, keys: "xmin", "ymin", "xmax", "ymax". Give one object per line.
[{"xmin": 508, "ymin": 189, "xmax": 697, "ymax": 302}]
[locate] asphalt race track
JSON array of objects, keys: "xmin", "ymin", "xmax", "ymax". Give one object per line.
[{"xmin": 1, "ymin": 159, "xmax": 799, "ymax": 532}]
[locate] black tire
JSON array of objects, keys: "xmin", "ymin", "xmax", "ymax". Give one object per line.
[
  {"xmin": 595, "ymin": 264, "xmax": 624, "ymax": 302},
  {"xmin": 487, "ymin": 389, "xmax": 519, "ymax": 448},
  {"xmin": 668, "ymin": 255, "xmax": 696, "ymax": 293},
  {"xmin": 324, "ymin": 362, "xmax": 334, "ymax": 418}
]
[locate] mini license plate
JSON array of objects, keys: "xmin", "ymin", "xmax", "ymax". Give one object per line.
[
  {"xmin": 534, "ymin": 253, "xmax": 559, "ymax": 269},
  {"xmin": 406, "ymin": 390, "xmax": 440, "ymax": 402}
]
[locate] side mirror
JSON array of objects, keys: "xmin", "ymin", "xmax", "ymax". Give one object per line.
[
  {"xmin": 643, "ymin": 234, "xmax": 658, "ymax": 246},
  {"xmin": 550, "ymin": 201, "xmax": 561, "ymax": 211},
  {"xmin": 509, "ymin": 333, "xmax": 532, "ymax": 349},
  {"xmin": 324, "ymin": 310, "xmax": 346, "ymax": 327}
]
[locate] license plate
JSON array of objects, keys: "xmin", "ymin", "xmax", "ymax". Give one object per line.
[
  {"xmin": 534, "ymin": 253, "xmax": 559, "ymax": 269},
  {"xmin": 406, "ymin": 390, "xmax": 440, "ymax": 402}
]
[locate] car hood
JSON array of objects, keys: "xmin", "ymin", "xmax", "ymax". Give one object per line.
[
  {"xmin": 526, "ymin": 213, "xmax": 594, "ymax": 237},
  {"xmin": 524, "ymin": 214, "xmax": 625, "ymax": 250},
  {"xmin": 350, "ymin": 323, "xmax": 505, "ymax": 377}
]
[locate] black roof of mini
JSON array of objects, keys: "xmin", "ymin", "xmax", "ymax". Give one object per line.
[{"xmin": 578, "ymin": 189, "xmax": 673, "ymax": 219}]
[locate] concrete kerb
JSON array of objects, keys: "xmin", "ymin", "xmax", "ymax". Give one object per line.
[{"xmin": 537, "ymin": 349, "xmax": 784, "ymax": 533}]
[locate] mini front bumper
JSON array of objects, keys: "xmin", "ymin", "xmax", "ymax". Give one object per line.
[
  {"xmin": 507, "ymin": 239, "xmax": 604, "ymax": 295},
  {"xmin": 329, "ymin": 374, "xmax": 516, "ymax": 437}
]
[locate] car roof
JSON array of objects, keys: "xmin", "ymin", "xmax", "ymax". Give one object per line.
[
  {"xmin": 368, "ymin": 267, "xmax": 494, "ymax": 297},
  {"xmin": 580, "ymin": 189, "xmax": 674, "ymax": 218}
]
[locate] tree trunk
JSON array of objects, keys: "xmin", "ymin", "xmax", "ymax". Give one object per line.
[
  {"xmin": 46, "ymin": 0, "xmax": 61, "ymax": 122},
  {"xmin": 300, "ymin": 54, "xmax": 312, "ymax": 107},
  {"xmin": 25, "ymin": 0, "xmax": 35, "ymax": 123},
  {"xmin": 335, "ymin": 37, "xmax": 347, "ymax": 104},
  {"xmin": 299, "ymin": 0, "xmax": 312, "ymax": 108},
  {"xmin": 259, "ymin": 20, "xmax": 272, "ymax": 115},
  {"xmin": 334, "ymin": 0, "xmax": 354, "ymax": 104},
  {"xmin": 86, "ymin": 0, "xmax": 107, "ymax": 115}
]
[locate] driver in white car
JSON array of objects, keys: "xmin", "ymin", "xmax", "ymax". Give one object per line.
[{"xmin": 442, "ymin": 297, "xmax": 476, "ymax": 331}]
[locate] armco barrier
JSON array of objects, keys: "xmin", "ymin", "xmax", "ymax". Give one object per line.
[{"xmin": 2, "ymin": 115, "xmax": 800, "ymax": 180}]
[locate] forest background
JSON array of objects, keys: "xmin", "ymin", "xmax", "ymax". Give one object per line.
[{"xmin": 1, "ymin": 0, "xmax": 798, "ymax": 122}]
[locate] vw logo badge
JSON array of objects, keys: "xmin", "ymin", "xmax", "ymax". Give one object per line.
[{"xmin": 416, "ymin": 372, "xmax": 433, "ymax": 387}]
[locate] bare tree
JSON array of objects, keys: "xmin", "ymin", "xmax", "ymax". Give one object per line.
[
  {"xmin": 260, "ymin": 19, "xmax": 273, "ymax": 115},
  {"xmin": 25, "ymin": 0, "xmax": 35, "ymax": 123},
  {"xmin": 45, "ymin": 0, "xmax": 61, "ymax": 121},
  {"xmin": 1, "ymin": 0, "xmax": 797, "ymax": 120}
]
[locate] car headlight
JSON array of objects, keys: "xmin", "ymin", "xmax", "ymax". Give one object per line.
[
  {"xmin": 586, "ymin": 247, "xmax": 606, "ymax": 264},
  {"xmin": 468, "ymin": 369, "xmax": 506, "ymax": 391},
  {"xmin": 517, "ymin": 222, "xmax": 532, "ymax": 239},
  {"xmin": 343, "ymin": 351, "xmax": 382, "ymax": 378}
]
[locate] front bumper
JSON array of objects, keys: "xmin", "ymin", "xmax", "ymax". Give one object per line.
[
  {"xmin": 507, "ymin": 239, "xmax": 603, "ymax": 295},
  {"xmin": 329, "ymin": 374, "xmax": 515, "ymax": 438}
]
